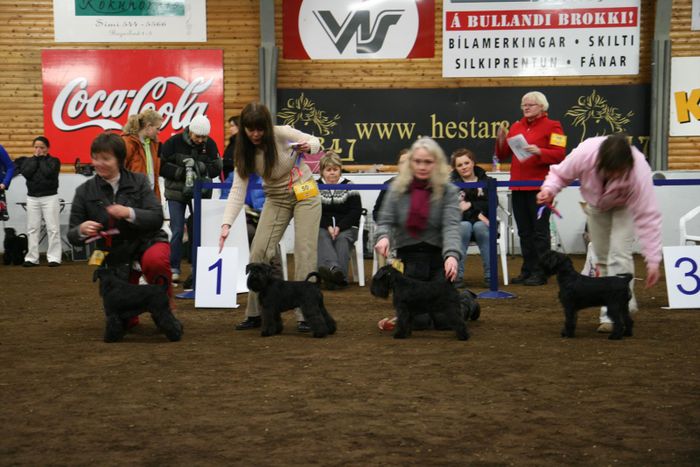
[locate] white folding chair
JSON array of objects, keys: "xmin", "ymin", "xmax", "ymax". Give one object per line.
[
  {"xmin": 348, "ymin": 212, "xmax": 366, "ymax": 286},
  {"xmin": 679, "ymin": 205, "xmax": 700, "ymax": 245},
  {"xmin": 465, "ymin": 207, "xmax": 509, "ymax": 286},
  {"xmin": 278, "ymin": 220, "xmax": 295, "ymax": 281}
]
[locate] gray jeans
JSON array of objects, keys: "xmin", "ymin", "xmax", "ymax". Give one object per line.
[{"xmin": 317, "ymin": 227, "xmax": 357, "ymax": 278}]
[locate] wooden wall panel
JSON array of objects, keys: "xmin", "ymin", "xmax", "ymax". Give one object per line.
[
  {"xmin": 0, "ymin": 0, "xmax": 260, "ymax": 160},
  {"xmin": 669, "ymin": 0, "xmax": 700, "ymax": 170},
  {"xmin": 0, "ymin": 1, "xmax": 697, "ymax": 169}
]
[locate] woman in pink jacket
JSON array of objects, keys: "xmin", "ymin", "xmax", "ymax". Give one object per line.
[{"xmin": 538, "ymin": 134, "xmax": 662, "ymax": 330}]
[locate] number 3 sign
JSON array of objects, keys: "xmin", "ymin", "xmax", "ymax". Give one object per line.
[
  {"xmin": 195, "ymin": 246, "xmax": 240, "ymax": 308},
  {"xmin": 663, "ymin": 246, "xmax": 700, "ymax": 309}
]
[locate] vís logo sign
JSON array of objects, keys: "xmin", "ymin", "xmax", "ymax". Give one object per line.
[{"xmin": 284, "ymin": 0, "xmax": 434, "ymax": 59}]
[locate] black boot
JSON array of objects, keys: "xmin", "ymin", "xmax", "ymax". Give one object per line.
[{"xmin": 235, "ymin": 316, "xmax": 261, "ymax": 330}]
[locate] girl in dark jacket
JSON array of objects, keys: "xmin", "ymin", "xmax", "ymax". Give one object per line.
[
  {"xmin": 20, "ymin": 137, "xmax": 61, "ymax": 267},
  {"xmin": 450, "ymin": 148, "xmax": 492, "ymax": 286}
]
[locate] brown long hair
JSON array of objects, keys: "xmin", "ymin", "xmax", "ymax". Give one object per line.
[
  {"xmin": 234, "ymin": 103, "xmax": 277, "ymax": 179},
  {"xmin": 596, "ymin": 133, "xmax": 634, "ymax": 175}
]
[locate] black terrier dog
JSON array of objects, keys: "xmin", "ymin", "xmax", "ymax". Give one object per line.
[
  {"xmin": 370, "ymin": 265, "xmax": 469, "ymax": 340},
  {"xmin": 93, "ymin": 268, "xmax": 183, "ymax": 343},
  {"xmin": 540, "ymin": 250, "xmax": 634, "ymax": 340},
  {"xmin": 3, "ymin": 228, "xmax": 28, "ymax": 265},
  {"xmin": 246, "ymin": 262, "xmax": 337, "ymax": 338}
]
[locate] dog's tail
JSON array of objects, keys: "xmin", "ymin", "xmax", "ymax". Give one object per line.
[{"xmin": 305, "ymin": 271, "xmax": 322, "ymax": 286}]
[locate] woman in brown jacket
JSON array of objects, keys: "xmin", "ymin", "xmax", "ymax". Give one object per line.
[{"xmin": 121, "ymin": 109, "xmax": 163, "ymax": 199}]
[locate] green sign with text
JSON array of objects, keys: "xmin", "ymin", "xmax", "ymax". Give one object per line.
[{"xmin": 75, "ymin": 0, "xmax": 185, "ymax": 16}]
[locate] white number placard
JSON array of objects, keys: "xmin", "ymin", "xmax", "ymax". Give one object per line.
[
  {"xmin": 195, "ymin": 247, "xmax": 239, "ymax": 308},
  {"xmin": 663, "ymin": 246, "xmax": 700, "ymax": 309},
  {"xmin": 200, "ymin": 199, "xmax": 249, "ymax": 293}
]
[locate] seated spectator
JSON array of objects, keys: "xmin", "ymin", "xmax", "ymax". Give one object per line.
[
  {"xmin": 67, "ymin": 132, "xmax": 172, "ymax": 328},
  {"xmin": 317, "ymin": 152, "xmax": 362, "ymax": 289},
  {"xmin": 450, "ymin": 148, "xmax": 492, "ymax": 287}
]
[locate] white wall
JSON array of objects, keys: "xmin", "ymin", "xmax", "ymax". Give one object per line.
[{"xmin": 1, "ymin": 171, "xmax": 699, "ymax": 256}]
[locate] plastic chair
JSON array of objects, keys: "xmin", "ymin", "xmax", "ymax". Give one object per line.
[
  {"xmin": 679, "ymin": 205, "xmax": 700, "ymax": 245},
  {"xmin": 348, "ymin": 211, "xmax": 366, "ymax": 286},
  {"xmin": 279, "ymin": 214, "xmax": 366, "ymax": 286}
]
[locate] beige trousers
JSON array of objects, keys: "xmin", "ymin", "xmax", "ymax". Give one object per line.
[
  {"xmin": 246, "ymin": 191, "xmax": 321, "ymax": 320},
  {"xmin": 585, "ymin": 204, "xmax": 638, "ymax": 322}
]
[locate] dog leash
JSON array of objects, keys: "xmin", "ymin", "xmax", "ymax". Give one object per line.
[
  {"xmin": 537, "ymin": 202, "xmax": 562, "ymax": 219},
  {"xmin": 85, "ymin": 228, "xmax": 120, "ymax": 244}
]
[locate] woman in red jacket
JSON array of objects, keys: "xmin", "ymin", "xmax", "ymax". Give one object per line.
[
  {"xmin": 495, "ymin": 91, "xmax": 566, "ymax": 286},
  {"xmin": 121, "ymin": 109, "xmax": 163, "ymax": 200}
]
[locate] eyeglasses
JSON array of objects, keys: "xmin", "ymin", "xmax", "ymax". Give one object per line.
[{"xmin": 521, "ymin": 103, "xmax": 540, "ymax": 109}]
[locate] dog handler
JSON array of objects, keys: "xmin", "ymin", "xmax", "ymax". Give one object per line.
[
  {"xmin": 219, "ymin": 102, "xmax": 321, "ymax": 333},
  {"xmin": 374, "ymin": 137, "xmax": 463, "ymax": 330},
  {"xmin": 67, "ymin": 132, "xmax": 173, "ymax": 327},
  {"xmin": 537, "ymin": 134, "xmax": 662, "ymax": 332}
]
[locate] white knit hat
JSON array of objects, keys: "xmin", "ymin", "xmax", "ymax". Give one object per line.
[{"xmin": 189, "ymin": 115, "xmax": 211, "ymax": 136}]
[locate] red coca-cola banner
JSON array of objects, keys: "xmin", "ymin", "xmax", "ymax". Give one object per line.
[{"xmin": 42, "ymin": 49, "xmax": 224, "ymax": 164}]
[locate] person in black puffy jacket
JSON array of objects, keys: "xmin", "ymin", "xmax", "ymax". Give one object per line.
[
  {"xmin": 19, "ymin": 136, "xmax": 62, "ymax": 267},
  {"xmin": 159, "ymin": 115, "xmax": 221, "ymax": 281}
]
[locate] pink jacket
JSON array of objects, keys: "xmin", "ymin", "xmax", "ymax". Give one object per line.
[{"xmin": 541, "ymin": 136, "xmax": 662, "ymax": 267}]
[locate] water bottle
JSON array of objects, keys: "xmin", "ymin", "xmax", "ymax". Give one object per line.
[{"xmin": 185, "ymin": 166, "xmax": 195, "ymax": 190}]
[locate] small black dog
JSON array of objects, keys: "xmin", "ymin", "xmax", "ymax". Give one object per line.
[
  {"xmin": 93, "ymin": 268, "xmax": 183, "ymax": 343},
  {"xmin": 540, "ymin": 250, "xmax": 633, "ymax": 340},
  {"xmin": 370, "ymin": 265, "xmax": 469, "ymax": 340},
  {"xmin": 246, "ymin": 262, "xmax": 337, "ymax": 338},
  {"xmin": 3, "ymin": 228, "xmax": 28, "ymax": 266}
]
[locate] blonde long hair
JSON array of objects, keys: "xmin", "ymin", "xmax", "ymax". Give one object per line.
[
  {"xmin": 122, "ymin": 109, "xmax": 163, "ymax": 136},
  {"xmin": 391, "ymin": 137, "xmax": 451, "ymax": 200}
]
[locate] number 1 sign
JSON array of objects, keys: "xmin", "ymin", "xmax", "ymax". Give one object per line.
[
  {"xmin": 195, "ymin": 246, "xmax": 240, "ymax": 308},
  {"xmin": 662, "ymin": 246, "xmax": 700, "ymax": 309}
]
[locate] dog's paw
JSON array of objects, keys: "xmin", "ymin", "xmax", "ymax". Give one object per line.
[
  {"xmin": 456, "ymin": 331, "xmax": 470, "ymax": 341},
  {"xmin": 608, "ymin": 333, "xmax": 623, "ymax": 340},
  {"xmin": 312, "ymin": 331, "xmax": 328, "ymax": 338}
]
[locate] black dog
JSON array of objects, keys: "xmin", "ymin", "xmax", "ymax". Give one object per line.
[
  {"xmin": 93, "ymin": 268, "xmax": 183, "ymax": 343},
  {"xmin": 3, "ymin": 228, "xmax": 28, "ymax": 265},
  {"xmin": 246, "ymin": 262, "xmax": 337, "ymax": 338},
  {"xmin": 370, "ymin": 265, "xmax": 469, "ymax": 340},
  {"xmin": 540, "ymin": 250, "xmax": 633, "ymax": 340}
]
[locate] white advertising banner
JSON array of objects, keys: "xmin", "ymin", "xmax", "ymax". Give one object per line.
[
  {"xmin": 442, "ymin": 0, "xmax": 640, "ymax": 77},
  {"xmin": 670, "ymin": 57, "xmax": 700, "ymax": 136},
  {"xmin": 53, "ymin": 0, "xmax": 206, "ymax": 42}
]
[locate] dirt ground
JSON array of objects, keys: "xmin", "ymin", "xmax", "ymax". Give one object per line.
[{"xmin": 0, "ymin": 254, "xmax": 698, "ymax": 466}]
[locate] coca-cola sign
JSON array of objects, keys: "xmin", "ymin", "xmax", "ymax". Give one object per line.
[{"xmin": 42, "ymin": 49, "xmax": 224, "ymax": 164}]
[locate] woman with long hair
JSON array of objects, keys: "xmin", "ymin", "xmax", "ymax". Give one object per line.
[
  {"xmin": 121, "ymin": 109, "xmax": 163, "ymax": 199},
  {"xmin": 219, "ymin": 102, "xmax": 321, "ymax": 333}
]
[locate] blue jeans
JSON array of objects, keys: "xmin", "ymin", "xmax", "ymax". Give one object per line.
[
  {"xmin": 167, "ymin": 199, "xmax": 188, "ymax": 274},
  {"xmin": 458, "ymin": 220, "xmax": 490, "ymax": 282}
]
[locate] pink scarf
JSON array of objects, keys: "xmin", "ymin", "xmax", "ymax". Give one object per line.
[{"xmin": 405, "ymin": 178, "xmax": 431, "ymax": 238}]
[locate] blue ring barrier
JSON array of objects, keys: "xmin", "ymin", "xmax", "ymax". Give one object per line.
[{"xmin": 181, "ymin": 178, "xmax": 700, "ymax": 301}]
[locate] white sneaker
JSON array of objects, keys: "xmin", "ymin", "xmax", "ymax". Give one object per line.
[
  {"xmin": 597, "ymin": 322, "xmax": 613, "ymax": 333},
  {"xmin": 172, "ymin": 273, "xmax": 180, "ymax": 282}
]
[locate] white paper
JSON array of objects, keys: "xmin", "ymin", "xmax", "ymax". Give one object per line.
[{"xmin": 507, "ymin": 134, "xmax": 533, "ymax": 162}]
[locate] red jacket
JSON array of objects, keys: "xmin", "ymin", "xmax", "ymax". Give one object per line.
[{"xmin": 495, "ymin": 114, "xmax": 566, "ymax": 190}]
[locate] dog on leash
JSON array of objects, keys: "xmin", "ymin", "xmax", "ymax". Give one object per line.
[
  {"xmin": 370, "ymin": 265, "xmax": 470, "ymax": 340},
  {"xmin": 93, "ymin": 268, "xmax": 183, "ymax": 343},
  {"xmin": 245, "ymin": 262, "xmax": 337, "ymax": 338},
  {"xmin": 540, "ymin": 250, "xmax": 633, "ymax": 340}
]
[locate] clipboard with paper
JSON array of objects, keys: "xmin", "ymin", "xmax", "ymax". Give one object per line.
[{"xmin": 506, "ymin": 134, "xmax": 534, "ymax": 162}]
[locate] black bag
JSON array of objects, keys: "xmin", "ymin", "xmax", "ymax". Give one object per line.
[{"xmin": 3, "ymin": 228, "xmax": 28, "ymax": 265}]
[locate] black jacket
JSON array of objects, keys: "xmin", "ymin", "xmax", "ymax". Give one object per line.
[
  {"xmin": 159, "ymin": 128, "xmax": 222, "ymax": 202},
  {"xmin": 19, "ymin": 155, "xmax": 60, "ymax": 197},
  {"xmin": 67, "ymin": 169, "xmax": 167, "ymax": 258},
  {"xmin": 451, "ymin": 165, "xmax": 492, "ymax": 224},
  {"xmin": 222, "ymin": 135, "xmax": 236, "ymax": 180}
]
